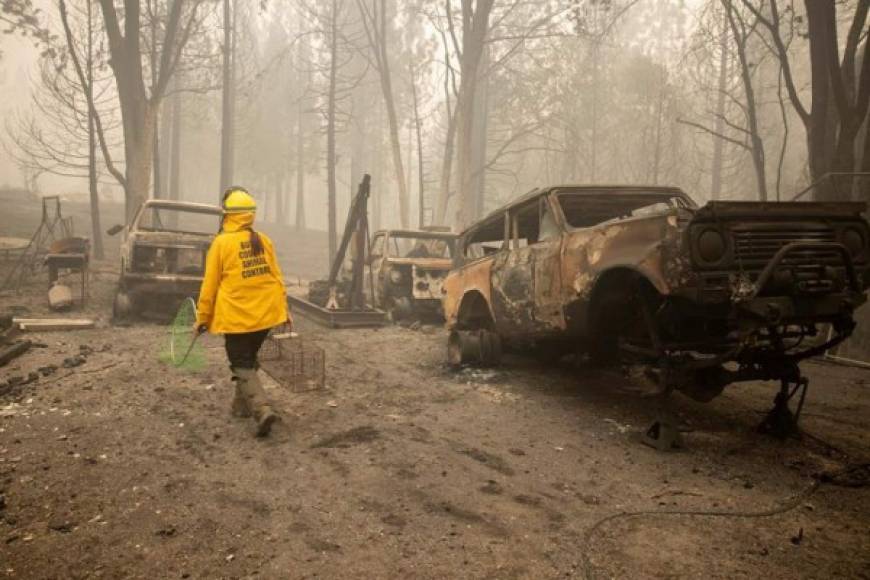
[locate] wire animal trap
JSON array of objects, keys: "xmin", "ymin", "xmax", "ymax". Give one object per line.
[{"xmin": 259, "ymin": 328, "xmax": 325, "ymax": 392}]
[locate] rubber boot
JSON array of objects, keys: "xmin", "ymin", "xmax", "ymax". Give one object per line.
[
  {"xmin": 230, "ymin": 377, "xmax": 252, "ymax": 418},
  {"xmin": 235, "ymin": 368, "xmax": 278, "ymax": 437}
]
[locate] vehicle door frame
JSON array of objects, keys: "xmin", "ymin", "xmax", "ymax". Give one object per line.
[
  {"xmin": 531, "ymin": 193, "xmax": 565, "ymax": 330},
  {"xmin": 490, "ymin": 197, "xmax": 541, "ymax": 336},
  {"xmin": 368, "ymin": 231, "xmax": 388, "ymax": 307},
  {"xmin": 444, "ymin": 213, "xmax": 508, "ymax": 330}
]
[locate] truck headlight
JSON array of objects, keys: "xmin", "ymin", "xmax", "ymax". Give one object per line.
[
  {"xmin": 389, "ymin": 270, "xmax": 403, "ymax": 284},
  {"xmin": 697, "ymin": 229, "xmax": 727, "ymax": 263},
  {"xmin": 841, "ymin": 227, "xmax": 865, "ymax": 258}
]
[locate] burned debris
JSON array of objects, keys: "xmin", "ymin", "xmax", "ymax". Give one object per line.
[{"xmin": 0, "ymin": 315, "xmax": 31, "ymax": 368}]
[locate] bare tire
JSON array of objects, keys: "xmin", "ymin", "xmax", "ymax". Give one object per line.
[
  {"xmin": 389, "ymin": 296, "xmax": 413, "ymax": 322},
  {"xmin": 589, "ymin": 280, "xmax": 660, "ymax": 367},
  {"xmin": 112, "ymin": 290, "xmax": 133, "ymax": 323},
  {"xmin": 447, "ymin": 329, "xmax": 502, "ymax": 368},
  {"xmin": 480, "ymin": 330, "xmax": 502, "ymax": 365}
]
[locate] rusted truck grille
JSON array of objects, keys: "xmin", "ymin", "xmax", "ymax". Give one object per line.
[
  {"xmin": 732, "ymin": 224, "xmax": 839, "ymax": 269},
  {"xmin": 412, "ymin": 267, "xmax": 447, "ymax": 300}
]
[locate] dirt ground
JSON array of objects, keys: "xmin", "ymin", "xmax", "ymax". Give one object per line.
[{"xmin": 1, "ymin": 224, "xmax": 870, "ymax": 578}]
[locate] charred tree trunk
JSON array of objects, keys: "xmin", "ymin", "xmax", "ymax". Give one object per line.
[
  {"xmin": 360, "ymin": 0, "xmax": 409, "ymax": 229},
  {"xmin": 85, "ymin": 0, "xmax": 103, "ymax": 259},
  {"xmin": 156, "ymin": 100, "xmax": 172, "ymax": 198},
  {"xmin": 434, "ymin": 27, "xmax": 456, "ymax": 226},
  {"xmin": 294, "ymin": 116, "xmax": 306, "ymax": 230},
  {"xmin": 590, "ymin": 41, "xmax": 599, "ymax": 182},
  {"xmin": 434, "ymin": 82, "xmax": 456, "ymax": 226},
  {"xmin": 295, "ymin": 35, "xmax": 308, "ymax": 231},
  {"xmin": 470, "ymin": 45, "xmax": 489, "ymax": 220},
  {"xmin": 295, "ymin": 158, "xmax": 306, "ymax": 230},
  {"xmin": 744, "ymin": 0, "xmax": 870, "ymax": 200},
  {"xmin": 156, "ymin": 77, "xmax": 173, "ymax": 199},
  {"xmin": 861, "ymin": 116, "xmax": 870, "ymax": 179},
  {"xmin": 349, "ymin": 40, "xmax": 369, "ymax": 224},
  {"xmin": 723, "ymin": 1, "xmax": 767, "ymax": 201},
  {"xmin": 383, "ymin": 82, "xmax": 409, "ymax": 229},
  {"xmin": 711, "ymin": 7, "xmax": 729, "ymax": 200},
  {"xmin": 451, "ymin": 0, "xmax": 494, "ymax": 229},
  {"xmin": 153, "ymin": 120, "xmax": 162, "ymax": 198},
  {"xmin": 455, "ymin": 79, "xmax": 476, "ymax": 227},
  {"xmin": 219, "ymin": 0, "xmax": 235, "ymax": 193},
  {"xmin": 97, "ymin": 0, "xmax": 194, "ymax": 222},
  {"xmin": 410, "ymin": 63, "xmax": 425, "ymax": 228},
  {"xmin": 278, "ymin": 173, "xmax": 287, "ymax": 225},
  {"xmin": 124, "ymin": 102, "xmax": 158, "ymax": 223},
  {"xmin": 327, "ymin": 0, "xmax": 338, "ymax": 263},
  {"xmin": 150, "ymin": 9, "xmax": 161, "ymax": 200},
  {"xmin": 169, "ymin": 85, "xmax": 181, "ymax": 201},
  {"xmin": 651, "ymin": 73, "xmax": 665, "ymax": 185},
  {"xmin": 98, "ymin": 0, "xmax": 151, "ymax": 222},
  {"xmin": 372, "ymin": 104, "xmax": 384, "ymax": 231}
]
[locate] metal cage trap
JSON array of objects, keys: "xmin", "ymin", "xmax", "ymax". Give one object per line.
[{"xmin": 259, "ymin": 326, "xmax": 326, "ymax": 392}]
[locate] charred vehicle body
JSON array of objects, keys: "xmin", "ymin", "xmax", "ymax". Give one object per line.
[
  {"xmin": 112, "ymin": 200, "xmax": 223, "ymax": 320},
  {"xmin": 443, "ymin": 185, "xmax": 870, "ymax": 442},
  {"xmin": 368, "ymin": 229, "xmax": 456, "ymax": 320}
]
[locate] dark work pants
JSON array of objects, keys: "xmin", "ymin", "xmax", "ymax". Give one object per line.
[{"xmin": 224, "ymin": 329, "xmax": 270, "ymax": 370}]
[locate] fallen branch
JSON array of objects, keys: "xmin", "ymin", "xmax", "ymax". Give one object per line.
[{"xmin": 0, "ymin": 341, "xmax": 32, "ymax": 366}]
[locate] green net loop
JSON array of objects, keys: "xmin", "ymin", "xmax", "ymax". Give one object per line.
[{"xmin": 160, "ymin": 297, "xmax": 207, "ymax": 372}]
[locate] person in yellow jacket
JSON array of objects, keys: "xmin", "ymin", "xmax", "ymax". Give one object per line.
[{"xmin": 195, "ymin": 186, "xmax": 290, "ymax": 437}]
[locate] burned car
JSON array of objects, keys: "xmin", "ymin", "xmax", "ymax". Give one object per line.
[
  {"xmin": 443, "ymin": 185, "xmax": 870, "ymax": 441},
  {"xmin": 112, "ymin": 200, "xmax": 222, "ymax": 320},
  {"xmin": 367, "ymin": 229, "xmax": 456, "ymax": 320}
]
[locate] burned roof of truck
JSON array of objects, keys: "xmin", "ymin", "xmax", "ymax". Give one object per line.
[
  {"xmin": 465, "ymin": 185, "xmax": 696, "ymax": 234},
  {"xmin": 374, "ymin": 228, "xmax": 456, "ymax": 239},
  {"xmin": 139, "ymin": 199, "xmax": 223, "ymax": 215},
  {"xmin": 516, "ymin": 184, "xmax": 693, "ymax": 206}
]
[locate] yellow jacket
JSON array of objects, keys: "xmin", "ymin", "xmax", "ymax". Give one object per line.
[{"xmin": 196, "ymin": 212, "xmax": 290, "ymax": 334}]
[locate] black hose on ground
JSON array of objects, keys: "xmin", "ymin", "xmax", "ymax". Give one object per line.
[{"xmin": 581, "ymin": 461, "xmax": 870, "ymax": 580}]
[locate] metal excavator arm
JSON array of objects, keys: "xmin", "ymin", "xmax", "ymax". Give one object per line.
[{"xmin": 325, "ymin": 174, "xmax": 371, "ymax": 310}]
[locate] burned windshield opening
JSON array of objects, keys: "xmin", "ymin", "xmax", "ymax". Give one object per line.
[
  {"xmin": 463, "ymin": 216, "xmax": 505, "ymax": 260},
  {"xmin": 137, "ymin": 206, "xmax": 222, "ymax": 235},
  {"xmin": 388, "ymin": 234, "xmax": 454, "ymax": 259},
  {"xmin": 557, "ymin": 193, "xmax": 690, "ymax": 228}
]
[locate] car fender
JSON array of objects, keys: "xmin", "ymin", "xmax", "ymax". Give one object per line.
[{"xmin": 443, "ymin": 257, "xmax": 496, "ymax": 330}]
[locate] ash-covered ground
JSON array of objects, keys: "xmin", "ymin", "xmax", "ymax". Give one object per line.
[{"xmin": 1, "ymin": 204, "xmax": 868, "ymax": 579}]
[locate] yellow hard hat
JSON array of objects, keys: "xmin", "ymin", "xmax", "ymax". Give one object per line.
[{"xmin": 222, "ymin": 186, "xmax": 257, "ymax": 214}]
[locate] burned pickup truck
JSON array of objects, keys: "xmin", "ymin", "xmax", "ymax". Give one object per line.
[
  {"xmin": 367, "ymin": 229, "xmax": 456, "ymax": 320},
  {"xmin": 443, "ymin": 185, "xmax": 870, "ymax": 440},
  {"xmin": 111, "ymin": 200, "xmax": 222, "ymax": 320},
  {"xmin": 316, "ymin": 228, "xmax": 456, "ymax": 320}
]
